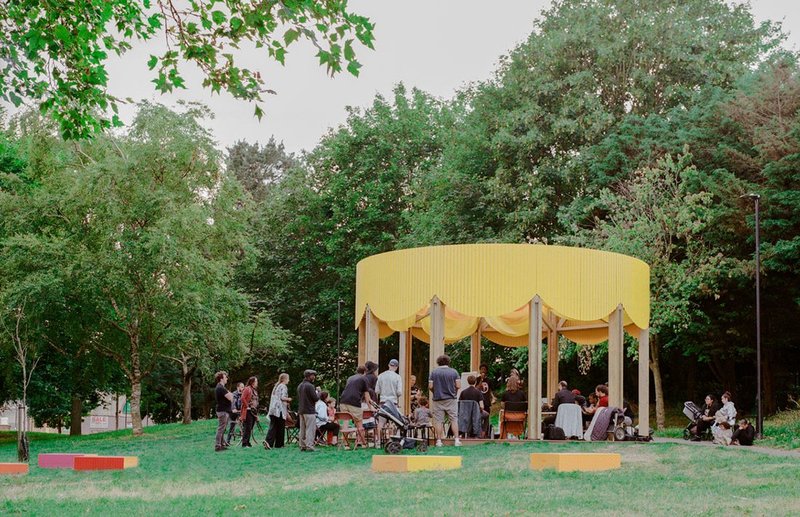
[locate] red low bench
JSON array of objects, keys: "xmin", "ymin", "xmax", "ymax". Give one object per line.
[{"xmin": 73, "ymin": 455, "xmax": 138, "ymax": 470}]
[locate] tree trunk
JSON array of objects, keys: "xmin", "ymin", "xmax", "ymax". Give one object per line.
[
  {"xmin": 69, "ymin": 396, "xmax": 83, "ymax": 436},
  {"xmin": 130, "ymin": 337, "xmax": 143, "ymax": 436},
  {"xmin": 650, "ymin": 336, "xmax": 665, "ymax": 430},
  {"xmin": 181, "ymin": 358, "xmax": 195, "ymax": 425}
]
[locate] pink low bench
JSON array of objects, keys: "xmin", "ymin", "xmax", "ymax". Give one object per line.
[{"xmin": 38, "ymin": 453, "xmax": 97, "ymax": 469}]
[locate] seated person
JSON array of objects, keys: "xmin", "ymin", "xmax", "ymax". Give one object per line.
[
  {"xmin": 731, "ymin": 418, "xmax": 755, "ymax": 446},
  {"xmin": 314, "ymin": 392, "xmax": 340, "ymax": 445},
  {"xmin": 584, "ymin": 384, "xmax": 609, "ymax": 418},
  {"xmin": 581, "ymin": 393, "xmax": 598, "ymax": 425},
  {"xmin": 459, "ymin": 375, "xmax": 489, "ymax": 437},
  {"xmin": 543, "ymin": 380, "xmax": 577, "ymax": 427},
  {"xmin": 689, "ymin": 394, "xmax": 720, "ymax": 441},
  {"xmin": 413, "ymin": 396, "xmax": 432, "ymax": 426},
  {"xmin": 409, "ymin": 375, "xmax": 420, "ymax": 413},
  {"xmin": 712, "ymin": 391, "xmax": 737, "ymax": 445},
  {"xmin": 572, "ymin": 389, "xmax": 585, "ymax": 407},
  {"xmin": 501, "ymin": 377, "xmax": 527, "ymax": 406}
]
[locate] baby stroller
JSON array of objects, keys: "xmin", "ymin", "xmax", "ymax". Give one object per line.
[
  {"xmin": 682, "ymin": 401, "xmax": 708, "ymax": 440},
  {"xmin": 371, "ymin": 400, "xmax": 428, "ymax": 454},
  {"xmin": 608, "ymin": 407, "xmax": 653, "ymax": 442}
]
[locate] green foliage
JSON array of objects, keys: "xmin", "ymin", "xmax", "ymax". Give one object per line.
[{"xmin": 0, "ymin": 0, "xmax": 374, "ymax": 139}]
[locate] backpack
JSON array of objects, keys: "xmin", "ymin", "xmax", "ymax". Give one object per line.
[
  {"xmin": 232, "ymin": 390, "xmax": 242, "ymax": 412},
  {"xmin": 545, "ymin": 424, "xmax": 566, "ymax": 440}
]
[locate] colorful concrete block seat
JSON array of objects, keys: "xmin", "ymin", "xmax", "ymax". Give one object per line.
[
  {"xmin": 73, "ymin": 455, "xmax": 139, "ymax": 471},
  {"xmin": 530, "ymin": 452, "xmax": 621, "ymax": 472},
  {"xmin": 38, "ymin": 453, "xmax": 97, "ymax": 469},
  {"xmin": 0, "ymin": 463, "xmax": 29, "ymax": 475},
  {"xmin": 372, "ymin": 455, "xmax": 461, "ymax": 473}
]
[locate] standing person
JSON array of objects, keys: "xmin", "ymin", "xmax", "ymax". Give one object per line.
[
  {"xmin": 239, "ymin": 376, "xmax": 259, "ymax": 448},
  {"xmin": 297, "ymin": 369, "xmax": 319, "ymax": 452},
  {"xmin": 375, "ymin": 359, "xmax": 403, "ymax": 447},
  {"xmin": 214, "ymin": 371, "xmax": 233, "ymax": 452},
  {"xmin": 227, "ymin": 382, "xmax": 244, "ymax": 445},
  {"xmin": 315, "ymin": 392, "xmax": 340, "ymax": 446},
  {"xmin": 340, "ymin": 366, "xmax": 373, "ymax": 447},
  {"xmin": 478, "ymin": 363, "xmax": 495, "ymax": 392},
  {"xmin": 364, "ymin": 361, "xmax": 379, "ymax": 401},
  {"xmin": 458, "ymin": 375, "xmax": 488, "ymax": 438},
  {"xmin": 428, "ymin": 354, "xmax": 462, "ymax": 447},
  {"xmin": 266, "ymin": 373, "xmax": 291, "ymax": 449}
]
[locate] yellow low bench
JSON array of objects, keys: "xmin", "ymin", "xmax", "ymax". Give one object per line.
[
  {"xmin": 372, "ymin": 455, "xmax": 462, "ymax": 473},
  {"xmin": 530, "ymin": 453, "xmax": 621, "ymax": 472}
]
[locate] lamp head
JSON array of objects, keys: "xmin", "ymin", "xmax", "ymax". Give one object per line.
[{"xmin": 740, "ymin": 193, "xmax": 760, "ymax": 200}]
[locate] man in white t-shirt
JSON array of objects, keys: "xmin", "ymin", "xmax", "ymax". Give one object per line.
[{"xmin": 375, "ymin": 359, "xmax": 403, "ymax": 447}]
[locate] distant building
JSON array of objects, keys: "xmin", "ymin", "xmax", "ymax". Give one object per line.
[{"xmin": 0, "ymin": 393, "xmax": 155, "ymax": 434}]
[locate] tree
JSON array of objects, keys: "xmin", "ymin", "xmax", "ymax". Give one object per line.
[
  {"xmin": 243, "ymin": 85, "xmax": 451, "ymax": 380},
  {"xmin": 568, "ymin": 151, "xmax": 735, "ymax": 428},
  {"xmin": 0, "ymin": 0, "xmax": 375, "ymax": 138},
  {"xmin": 226, "ymin": 138, "xmax": 296, "ymax": 203},
  {"xmin": 411, "ymin": 0, "xmax": 783, "ymax": 244}
]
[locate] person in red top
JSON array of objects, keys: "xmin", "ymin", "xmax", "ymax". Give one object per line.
[
  {"xmin": 239, "ymin": 376, "xmax": 259, "ymax": 448},
  {"xmin": 595, "ymin": 384, "xmax": 609, "ymax": 407}
]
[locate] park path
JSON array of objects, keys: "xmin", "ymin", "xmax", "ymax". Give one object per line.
[{"xmin": 654, "ymin": 437, "xmax": 800, "ymax": 458}]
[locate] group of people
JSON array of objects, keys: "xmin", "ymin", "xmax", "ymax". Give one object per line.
[
  {"xmin": 213, "ymin": 357, "xmax": 405, "ymax": 452},
  {"xmin": 688, "ymin": 391, "xmax": 754, "ymax": 446}
]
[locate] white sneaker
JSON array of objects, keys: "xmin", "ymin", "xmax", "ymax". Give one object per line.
[
  {"xmin": 435, "ymin": 439, "xmax": 443, "ymax": 447},
  {"xmin": 454, "ymin": 439, "xmax": 462, "ymax": 447}
]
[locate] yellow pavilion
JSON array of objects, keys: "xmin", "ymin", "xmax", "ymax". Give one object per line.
[{"xmin": 354, "ymin": 243, "xmax": 651, "ymax": 439}]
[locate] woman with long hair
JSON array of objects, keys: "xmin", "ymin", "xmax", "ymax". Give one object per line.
[
  {"xmin": 501, "ymin": 376, "xmax": 527, "ymax": 405},
  {"xmin": 266, "ymin": 373, "xmax": 291, "ymax": 449},
  {"xmin": 239, "ymin": 376, "xmax": 259, "ymax": 448}
]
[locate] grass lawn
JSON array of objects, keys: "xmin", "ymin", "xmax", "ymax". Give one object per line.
[{"xmin": 2, "ymin": 418, "xmax": 799, "ymax": 516}]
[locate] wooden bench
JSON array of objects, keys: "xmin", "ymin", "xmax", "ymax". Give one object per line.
[
  {"xmin": 73, "ymin": 456, "xmax": 138, "ymax": 470},
  {"xmin": 372, "ymin": 455, "xmax": 461, "ymax": 473},
  {"xmin": 530, "ymin": 452, "xmax": 620, "ymax": 472},
  {"xmin": 38, "ymin": 453, "xmax": 97, "ymax": 469},
  {"xmin": 0, "ymin": 463, "xmax": 29, "ymax": 475}
]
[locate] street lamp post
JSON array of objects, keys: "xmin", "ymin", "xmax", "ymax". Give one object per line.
[
  {"xmin": 336, "ymin": 299, "xmax": 344, "ymax": 408},
  {"xmin": 742, "ymin": 193, "xmax": 763, "ymax": 438}
]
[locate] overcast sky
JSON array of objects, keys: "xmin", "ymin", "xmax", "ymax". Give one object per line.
[{"xmin": 14, "ymin": 1, "xmax": 800, "ymax": 154}]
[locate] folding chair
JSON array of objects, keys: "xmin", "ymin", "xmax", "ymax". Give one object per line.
[
  {"xmin": 285, "ymin": 411, "xmax": 300, "ymax": 445},
  {"xmin": 499, "ymin": 401, "xmax": 528, "ymax": 439},
  {"xmin": 334, "ymin": 411, "xmax": 361, "ymax": 450}
]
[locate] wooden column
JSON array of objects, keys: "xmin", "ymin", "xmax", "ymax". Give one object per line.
[
  {"xmin": 399, "ymin": 330, "xmax": 412, "ymax": 415},
  {"xmin": 638, "ymin": 328, "xmax": 650, "ymax": 437},
  {"xmin": 358, "ymin": 317, "xmax": 366, "ymax": 365},
  {"xmin": 608, "ymin": 304, "xmax": 624, "ymax": 408},
  {"xmin": 528, "ymin": 296, "xmax": 543, "ymax": 440},
  {"xmin": 365, "ymin": 305, "xmax": 380, "ymax": 366},
  {"xmin": 429, "ymin": 296, "xmax": 445, "ymax": 375},
  {"xmin": 547, "ymin": 328, "xmax": 559, "ymax": 401},
  {"xmin": 470, "ymin": 326, "xmax": 482, "ymax": 372}
]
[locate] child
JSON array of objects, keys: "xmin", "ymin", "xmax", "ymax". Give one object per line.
[
  {"xmin": 326, "ymin": 397, "xmax": 338, "ymax": 445},
  {"xmin": 413, "ymin": 396, "xmax": 432, "ymax": 426}
]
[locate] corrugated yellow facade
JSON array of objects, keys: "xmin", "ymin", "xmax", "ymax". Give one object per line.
[{"xmin": 355, "ymin": 244, "xmax": 650, "ymax": 346}]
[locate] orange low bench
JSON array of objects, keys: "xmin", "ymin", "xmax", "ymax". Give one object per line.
[
  {"xmin": 73, "ymin": 456, "xmax": 138, "ymax": 471},
  {"xmin": 0, "ymin": 463, "xmax": 29, "ymax": 475}
]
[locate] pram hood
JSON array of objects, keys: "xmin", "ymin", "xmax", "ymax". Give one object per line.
[{"xmin": 375, "ymin": 400, "xmax": 408, "ymax": 428}]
